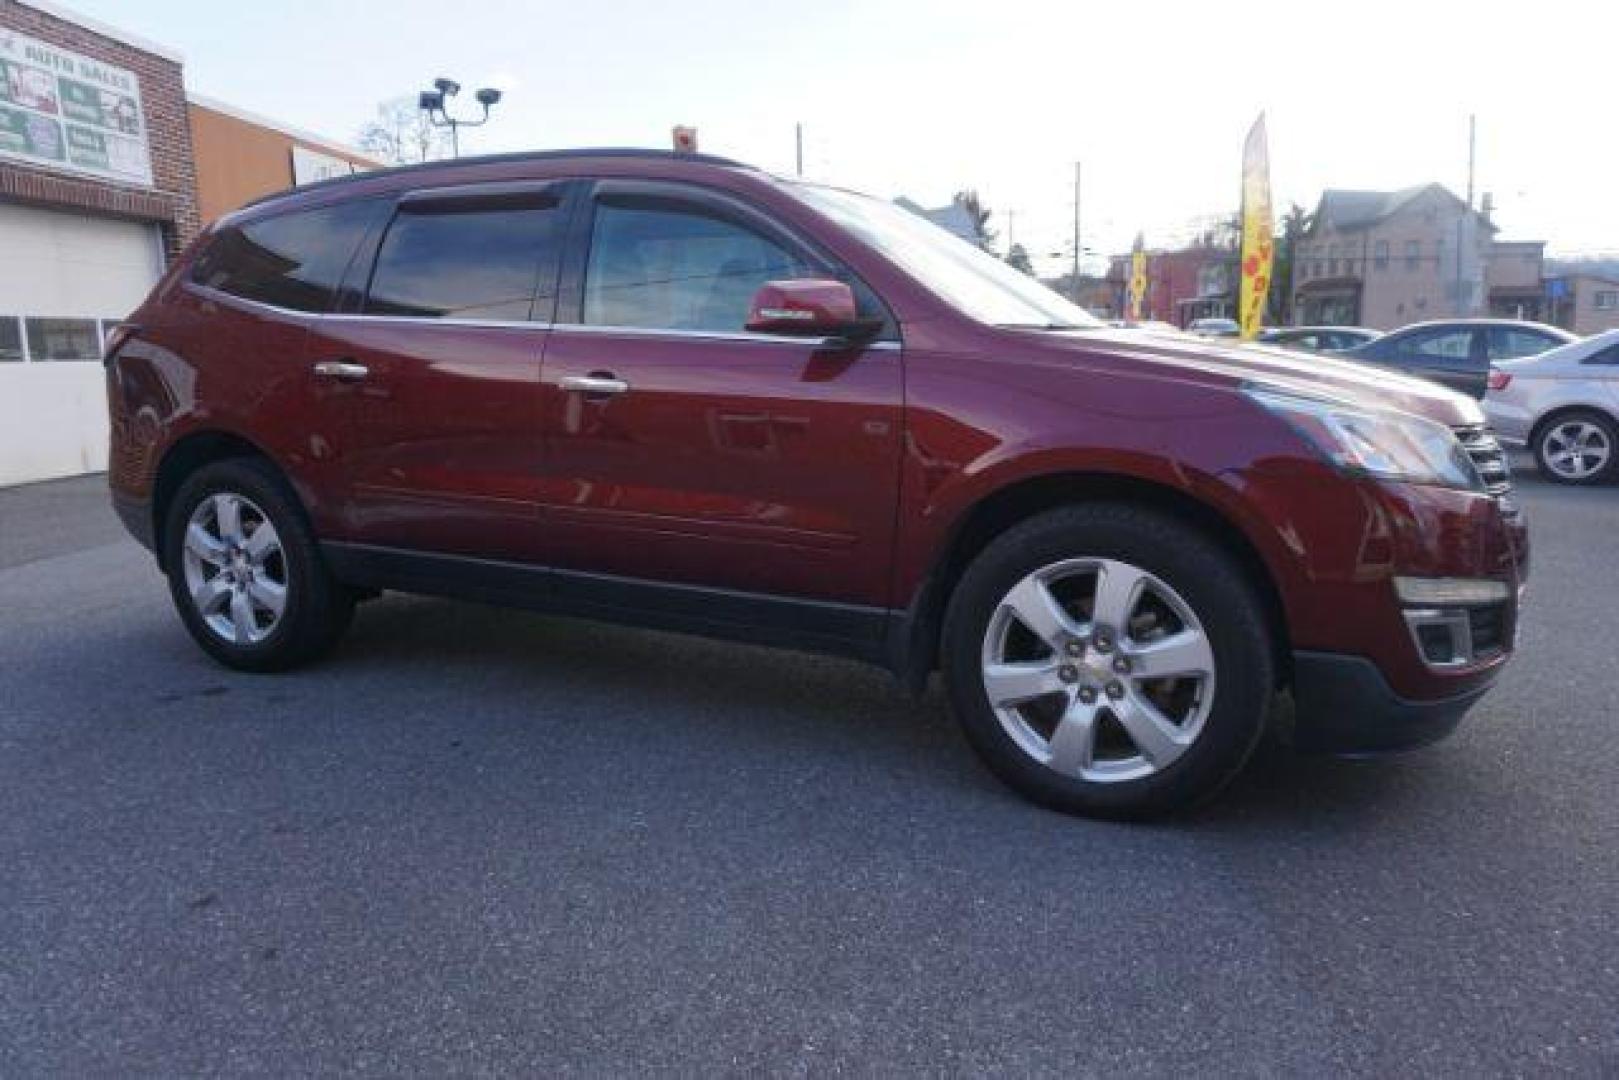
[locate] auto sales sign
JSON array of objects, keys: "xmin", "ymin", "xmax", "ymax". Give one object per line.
[{"xmin": 0, "ymin": 28, "xmax": 152, "ymax": 186}]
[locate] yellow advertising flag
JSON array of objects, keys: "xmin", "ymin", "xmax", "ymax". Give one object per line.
[
  {"xmin": 1128, "ymin": 244, "xmax": 1147, "ymax": 322},
  {"xmin": 1238, "ymin": 114, "xmax": 1273, "ymax": 340}
]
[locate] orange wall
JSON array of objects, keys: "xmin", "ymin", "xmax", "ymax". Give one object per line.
[{"xmin": 188, "ymin": 103, "xmax": 379, "ymax": 222}]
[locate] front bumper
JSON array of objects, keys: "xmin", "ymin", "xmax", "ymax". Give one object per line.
[{"xmin": 1288, "ymin": 649, "xmax": 1497, "ymax": 754}]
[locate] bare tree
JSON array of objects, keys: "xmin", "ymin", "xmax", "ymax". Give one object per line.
[
  {"xmin": 356, "ymin": 97, "xmax": 450, "ymax": 165},
  {"xmin": 952, "ymin": 189, "xmax": 997, "ymax": 251},
  {"xmin": 1005, "ymin": 242, "xmax": 1034, "ymax": 275}
]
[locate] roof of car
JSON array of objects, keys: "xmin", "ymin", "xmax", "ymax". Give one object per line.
[
  {"xmin": 1383, "ymin": 318, "xmax": 1575, "ymax": 335},
  {"xmin": 1265, "ymin": 326, "xmax": 1378, "ymax": 335},
  {"xmin": 239, "ymin": 147, "xmax": 753, "ymax": 212}
]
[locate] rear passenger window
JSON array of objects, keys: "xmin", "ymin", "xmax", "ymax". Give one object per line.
[
  {"xmin": 1584, "ymin": 344, "xmax": 1619, "ymax": 366},
  {"xmin": 1408, "ymin": 329, "xmax": 1474, "ymax": 360},
  {"xmin": 584, "ymin": 197, "xmax": 811, "ymax": 331},
  {"xmin": 191, "ymin": 200, "xmax": 384, "ymax": 313},
  {"xmin": 364, "ymin": 192, "xmax": 563, "ymax": 320}
]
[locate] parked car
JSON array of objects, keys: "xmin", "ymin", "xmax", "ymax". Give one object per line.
[
  {"xmin": 1258, "ymin": 326, "xmax": 1381, "ymax": 353},
  {"xmin": 105, "ymin": 149, "xmax": 1529, "ymax": 819},
  {"xmin": 1340, "ymin": 318, "xmax": 1577, "ymax": 398},
  {"xmin": 1187, "ymin": 317, "xmax": 1240, "ymax": 337},
  {"xmin": 1108, "ymin": 319, "xmax": 1184, "ymax": 334},
  {"xmin": 1484, "ymin": 329, "xmax": 1619, "ymax": 484}
]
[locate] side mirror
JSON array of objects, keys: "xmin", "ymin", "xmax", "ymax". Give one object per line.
[{"xmin": 745, "ymin": 279, "xmax": 882, "ymax": 342}]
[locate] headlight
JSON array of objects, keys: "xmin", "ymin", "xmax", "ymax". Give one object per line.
[{"xmin": 1245, "ymin": 388, "xmax": 1483, "ymax": 490}]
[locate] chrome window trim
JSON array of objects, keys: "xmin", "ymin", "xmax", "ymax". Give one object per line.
[
  {"xmin": 548, "ymin": 322, "xmax": 901, "ymax": 349},
  {"xmin": 186, "ymin": 283, "xmax": 902, "ymax": 348},
  {"xmin": 187, "ymin": 283, "xmax": 549, "ymax": 331}
]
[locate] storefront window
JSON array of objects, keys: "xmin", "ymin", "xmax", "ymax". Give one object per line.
[
  {"xmin": 24, "ymin": 318, "xmax": 102, "ymax": 362},
  {"xmin": 0, "ymin": 318, "xmax": 23, "ymax": 362}
]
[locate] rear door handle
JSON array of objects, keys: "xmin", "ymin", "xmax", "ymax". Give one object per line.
[
  {"xmin": 559, "ymin": 374, "xmax": 630, "ymax": 396},
  {"xmin": 313, "ymin": 360, "xmax": 369, "ymax": 381}
]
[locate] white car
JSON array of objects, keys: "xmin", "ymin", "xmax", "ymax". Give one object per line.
[
  {"xmin": 1483, "ymin": 329, "xmax": 1619, "ymax": 484},
  {"xmin": 1187, "ymin": 317, "xmax": 1240, "ymax": 337}
]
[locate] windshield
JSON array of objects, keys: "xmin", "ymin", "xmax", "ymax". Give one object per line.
[{"xmin": 791, "ymin": 182, "xmax": 1104, "ymax": 330}]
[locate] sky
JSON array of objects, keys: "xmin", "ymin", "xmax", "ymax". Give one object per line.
[{"xmin": 66, "ymin": 0, "xmax": 1619, "ymax": 277}]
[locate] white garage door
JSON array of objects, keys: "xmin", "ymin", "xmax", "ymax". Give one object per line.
[{"xmin": 0, "ymin": 202, "xmax": 165, "ymax": 486}]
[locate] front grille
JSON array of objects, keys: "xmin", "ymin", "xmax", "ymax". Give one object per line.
[{"xmin": 1454, "ymin": 424, "xmax": 1512, "ymax": 496}]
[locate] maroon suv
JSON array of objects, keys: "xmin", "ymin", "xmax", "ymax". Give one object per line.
[{"xmin": 106, "ymin": 149, "xmax": 1529, "ymax": 817}]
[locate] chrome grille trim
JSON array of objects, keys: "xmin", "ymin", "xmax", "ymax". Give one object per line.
[{"xmin": 1454, "ymin": 424, "xmax": 1512, "ymax": 496}]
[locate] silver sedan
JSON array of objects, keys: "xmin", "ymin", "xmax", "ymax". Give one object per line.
[{"xmin": 1484, "ymin": 329, "xmax": 1619, "ymax": 484}]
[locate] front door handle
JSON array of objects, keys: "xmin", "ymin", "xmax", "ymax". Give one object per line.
[
  {"xmin": 559, "ymin": 374, "xmax": 630, "ymax": 396},
  {"xmin": 313, "ymin": 359, "xmax": 369, "ymax": 381}
]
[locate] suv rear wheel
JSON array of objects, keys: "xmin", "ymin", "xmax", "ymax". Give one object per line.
[
  {"xmin": 941, "ymin": 504, "xmax": 1274, "ymax": 819},
  {"xmin": 163, "ymin": 458, "xmax": 353, "ymax": 671}
]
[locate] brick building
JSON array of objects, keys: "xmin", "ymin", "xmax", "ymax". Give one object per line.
[
  {"xmin": 1105, "ymin": 245, "xmax": 1238, "ymax": 327},
  {"xmin": 1, "ymin": 1, "xmax": 374, "ymax": 485},
  {"xmin": 1, "ymin": 1, "xmax": 197, "ymax": 483}
]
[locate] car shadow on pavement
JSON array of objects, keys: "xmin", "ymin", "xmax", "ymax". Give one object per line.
[{"xmin": 326, "ymin": 593, "xmax": 1447, "ymax": 830}]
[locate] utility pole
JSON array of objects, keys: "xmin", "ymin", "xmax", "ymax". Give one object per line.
[
  {"xmin": 1456, "ymin": 114, "xmax": 1476, "ymax": 315},
  {"xmin": 1072, "ymin": 161, "xmax": 1082, "ymax": 302},
  {"xmin": 795, "ymin": 123, "xmax": 803, "ymax": 177}
]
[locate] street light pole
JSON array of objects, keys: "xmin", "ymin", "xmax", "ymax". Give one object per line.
[{"xmin": 418, "ymin": 77, "xmax": 503, "ymax": 160}]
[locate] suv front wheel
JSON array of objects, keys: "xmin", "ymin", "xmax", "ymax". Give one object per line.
[
  {"xmin": 942, "ymin": 504, "xmax": 1274, "ymax": 819},
  {"xmin": 163, "ymin": 458, "xmax": 354, "ymax": 672}
]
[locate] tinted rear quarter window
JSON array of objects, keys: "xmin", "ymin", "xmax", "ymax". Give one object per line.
[
  {"xmin": 192, "ymin": 200, "xmax": 385, "ymax": 313},
  {"xmin": 363, "ymin": 191, "xmax": 564, "ymax": 320},
  {"xmin": 1489, "ymin": 327, "xmax": 1559, "ymax": 360}
]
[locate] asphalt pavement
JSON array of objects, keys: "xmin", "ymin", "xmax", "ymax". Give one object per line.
[{"xmin": 2, "ymin": 464, "xmax": 1616, "ymax": 1075}]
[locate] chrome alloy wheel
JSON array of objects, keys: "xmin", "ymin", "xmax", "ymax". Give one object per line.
[
  {"xmin": 181, "ymin": 493, "xmax": 288, "ymax": 645},
  {"xmin": 980, "ymin": 558, "xmax": 1216, "ymax": 783},
  {"xmin": 1542, "ymin": 420, "xmax": 1611, "ymax": 480}
]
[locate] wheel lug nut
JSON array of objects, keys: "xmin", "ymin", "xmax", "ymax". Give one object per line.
[
  {"xmin": 1094, "ymin": 634, "xmax": 1112, "ymax": 653},
  {"xmin": 1065, "ymin": 640, "xmax": 1084, "ymax": 657},
  {"xmin": 1058, "ymin": 665, "xmax": 1078, "ymax": 683},
  {"xmin": 1078, "ymin": 685, "xmax": 1098, "ymax": 704},
  {"xmin": 1112, "ymin": 657, "xmax": 1130, "ymax": 674},
  {"xmin": 1106, "ymin": 681, "xmax": 1125, "ymax": 700}
]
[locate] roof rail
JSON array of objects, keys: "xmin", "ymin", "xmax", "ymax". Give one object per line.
[{"xmin": 240, "ymin": 146, "xmax": 752, "ymax": 210}]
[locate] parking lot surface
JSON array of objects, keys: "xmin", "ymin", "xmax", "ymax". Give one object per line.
[{"xmin": 1, "ymin": 465, "xmax": 1615, "ymax": 1074}]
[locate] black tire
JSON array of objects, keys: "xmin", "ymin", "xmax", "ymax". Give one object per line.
[
  {"xmin": 1533, "ymin": 410, "xmax": 1618, "ymax": 485},
  {"xmin": 162, "ymin": 457, "xmax": 353, "ymax": 672},
  {"xmin": 941, "ymin": 503, "xmax": 1274, "ymax": 820}
]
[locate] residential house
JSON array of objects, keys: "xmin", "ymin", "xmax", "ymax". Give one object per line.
[
  {"xmin": 894, "ymin": 196, "xmax": 978, "ymax": 244},
  {"xmin": 1292, "ymin": 184, "xmax": 1495, "ymax": 330}
]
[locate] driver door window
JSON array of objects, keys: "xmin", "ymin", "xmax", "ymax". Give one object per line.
[{"xmin": 583, "ymin": 200, "xmax": 811, "ymax": 332}]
